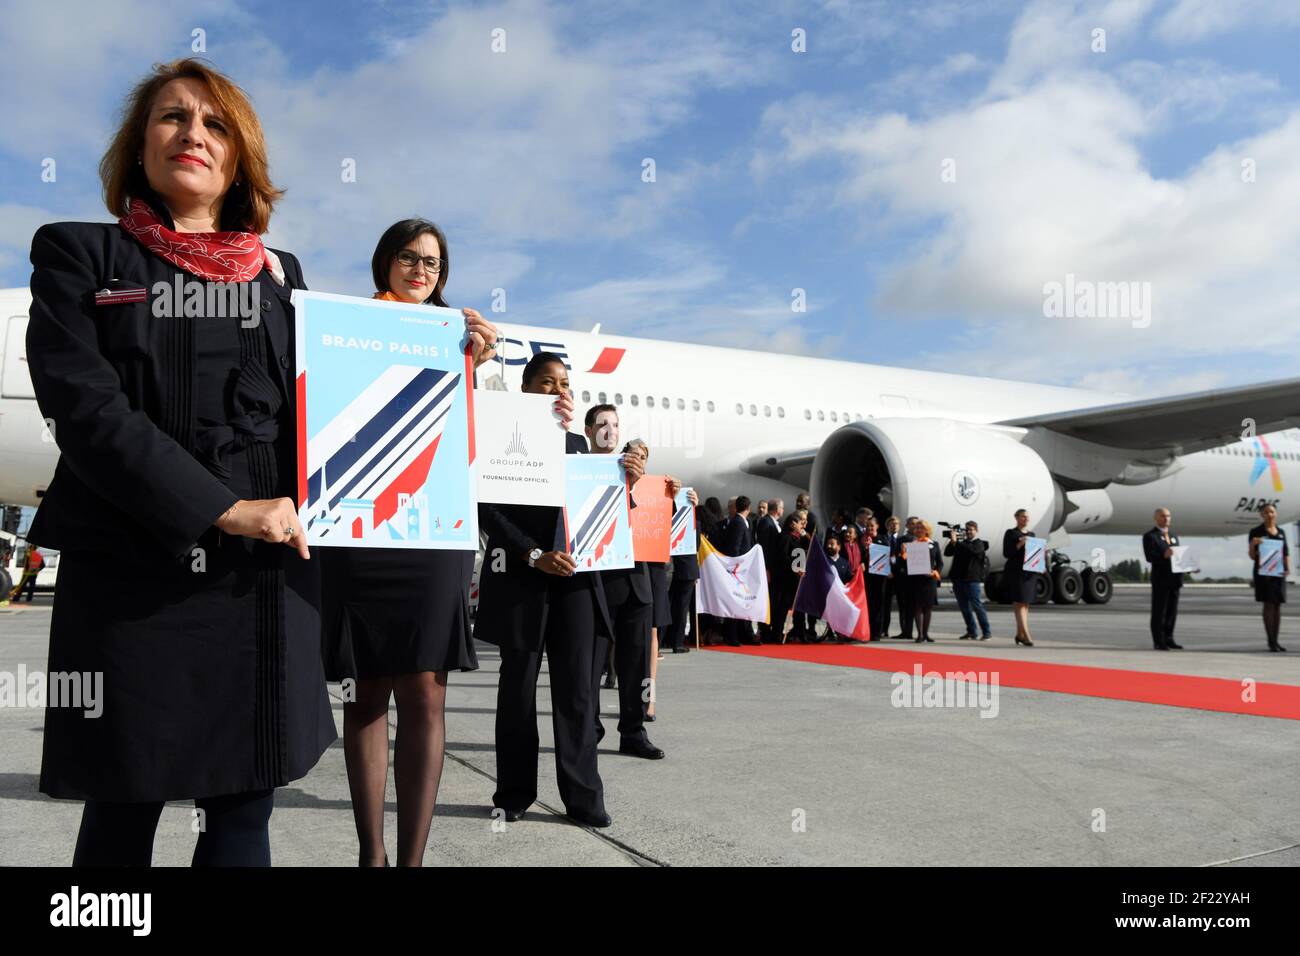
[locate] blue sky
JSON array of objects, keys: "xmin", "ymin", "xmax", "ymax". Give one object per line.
[
  {"xmin": 4, "ymin": 0, "xmax": 1300, "ymax": 397},
  {"xmin": 3, "ymin": 0, "xmax": 1300, "ymax": 573}
]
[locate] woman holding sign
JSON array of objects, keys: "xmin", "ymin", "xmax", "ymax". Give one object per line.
[
  {"xmin": 1003, "ymin": 509, "xmax": 1038, "ymax": 646},
  {"xmin": 26, "ymin": 59, "xmax": 333, "ymax": 865},
  {"xmin": 320, "ymin": 218, "xmax": 501, "ymax": 866},
  {"xmin": 1248, "ymin": 503, "xmax": 1290, "ymax": 652},
  {"xmin": 903, "ymin": 521, "xmax": 943, "ymax": 643}
]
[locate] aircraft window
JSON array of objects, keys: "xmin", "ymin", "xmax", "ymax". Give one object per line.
[
  {"xmin": 817, "ymin": 410, "xmax": 825, "ymax": 421},
  {"xmin": 614, "ymin": 393, "xmax": 622, "ymax": 404},
  {"xmin": 830, "ymin": 412, "xmax": 838, "ymax": 422},
  {"xmin": 804, "ymin": 409, "xmax": 811, "ymax": 420},
  {"xmin": 735, "ymin": 403, "xmax": 744, "ymax": 415},
  {"xmin": 598, "ymin": 392, "xmax": 607, "ymax": 404},
  {"xmin": 706, "ymin": 401, "xmax": 715, "ymax": 412},
  {"xmin": 647, "ymin": 396, "xmax": 655, "ymax": 408},
  {"xmin": 677, "ymin": 398, "xmax": 685, "ymax": 410},
  {"xmin": 843, "ymin": 412, "xmax": 849, "ymax": 421},
  {"xmin": 581, "ymin": 390, "xmax": 590, "ymax": 403},
  {"xmin": 777, "ymin": 407, "xmax": 785, "ymax": 418},
  {"xmin": 749, "ymin": 404, "xmax": 757, "ymax": 416},
  {"xmin": 764, "ymin": 406, "xmax": 771, "ymax": 417},
  {"xmin": 630, "ymin": 394, "xmax": 639, "ymax": 406},
  {"xmin": 662, "ymin": 397, "xmax": 669, "ymax": 408}
]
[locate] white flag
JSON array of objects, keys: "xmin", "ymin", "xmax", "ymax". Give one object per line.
[{"xmin": 697, "ymin": 538, "xmax": 770, "ymax": 624}]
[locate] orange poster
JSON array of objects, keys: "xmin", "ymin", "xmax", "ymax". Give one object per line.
[{"xmin": 629, "ymin": 473, "xmax": 672, "ymax": 562}]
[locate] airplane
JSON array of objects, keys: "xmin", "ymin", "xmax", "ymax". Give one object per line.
[{"xmin": 3, "ymin": 286, "xmax": 1298, "ymax": 604}]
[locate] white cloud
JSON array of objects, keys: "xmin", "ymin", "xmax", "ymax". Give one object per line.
[{"xmin": 1154, "ymin": 0, "xmax": 1300, "ymax": 44}]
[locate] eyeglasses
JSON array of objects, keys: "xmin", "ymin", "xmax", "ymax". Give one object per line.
[{"xmin": 395, "ymin": 250, "xmax": 442, "ymax": 274}]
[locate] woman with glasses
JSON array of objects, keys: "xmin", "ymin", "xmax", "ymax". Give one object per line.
[{"xmin": 320, "ymin": 218, "xmax": 506, "ymax": 866}]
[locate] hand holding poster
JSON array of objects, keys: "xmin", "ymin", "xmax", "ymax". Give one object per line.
[
  {"xmin": 670, "ymin": 487, "xmax": 697, "ymax": 557},
  {"xmin": 474, "ymin": 391, "xmax": 565, "ymax": 506},
  {"xmin": 563, "ymin": 454, "xmax": 633, "ymax": 572},
  {"xmin": 867, "ymin": 542, "xmax": 891, "ymax": 575},
  {"xmin": 1257, "ymin": 538, "xmax": 1284, "ymax": 578},
  {"xmin": 629, "ymin": 474, "xmax": 672, "ymax": 562},
  {"xmin": 905, "ymin": 542, "xmax": 933, "ymax": 576},
  {"xmin": 1023, "ymin": 536, "xmax": 1048, "ymax": 573},
  {"xmin": 292, "ymin": 291, "xmax": 476, "ymax": 550},
  {"xmin": 1170, "ymin": 545, "xmax": 1199, "ymax": 574}
]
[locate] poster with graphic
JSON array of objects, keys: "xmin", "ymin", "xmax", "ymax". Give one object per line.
[
  {"xmin": 1258, "ymin": 539, "xmax": 1284, "ymax": 577},
  {"xmin": 630, "ymin": 474, "xmax": 672, "ymax": 562},
  {"xmin": 867, "ymin": 542, "xmax": 891, "ymax": 575},
  {"xmin": 563, "ymin": 454, "xmax": 634, "ymax": 572},
  {"xmin": 292, "ymin": 290, "xmax": 476, "ymax": 549},
  {"xmin": 1170, "ymin": 545, "xmax": 1199, "ymax": 574},
  {"xmin": 1023, "ymin": 536, "xmax": 1048, "ymax": 573},
  {"xmin": 474, "ymin": 390, "xmax": 565, "ymax": 506},
  {"xmin": 670, "ymin": 487, "xmax": 697, "ymax": 557}
]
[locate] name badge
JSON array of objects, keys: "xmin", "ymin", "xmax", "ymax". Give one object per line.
[{"xmin": 93, "ymin": 281, "xmax": 148, "ymax": 306}]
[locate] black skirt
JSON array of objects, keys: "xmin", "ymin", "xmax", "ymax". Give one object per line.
[
  {"xmin": 1015, "ymin": 572, "xmax": 1038, "ymax": 604},
  {"xmin": 320, "ymin": 548, "xmax": 478, "ymax": 680},
  {"xmin": 910, "ymin": 574, "xmax": 939, "ymax": 607},
  {"xmin": 648, "ymin": 562, "xmax": 672, "ymax": 628},
  {"xmin": 1254, "ymin": 574, "xmax": 1287, "ymax": 604}
]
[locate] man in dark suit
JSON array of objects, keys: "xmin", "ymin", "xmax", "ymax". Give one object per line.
[
  {"xmin": 476, "ymin": 356, "xmax": 620, "ymax": 827},
  {"xmin": 1142, "ymin": 507, "xmax": 1184, "ymax": 650},
  {"xmin": 718, "ymin": 496, "xmax": 760, "ymax": 646},
  {"xmin": 892, "ymin": 517, "xmax": 918, "ymax": 640},
  {"xmin": 755, "ymin": 497, "xmax": 783, "ymax": 640},
  {"xmin": 583, "ymin": 406, "xmax": 664, "ymax": 760}
]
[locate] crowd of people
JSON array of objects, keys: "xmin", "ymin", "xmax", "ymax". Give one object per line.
[{"xmin": 16, "ymin": 57, "xmax": 1293, "ymax": 871}]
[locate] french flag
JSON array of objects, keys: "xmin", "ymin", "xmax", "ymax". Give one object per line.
[{"xmin": 794, "ymin": 537, "xmax": 871, "ymax": 642}]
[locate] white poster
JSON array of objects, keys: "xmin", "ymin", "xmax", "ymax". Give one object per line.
[
  {"xmin": 1023, "ymin": 536, "xmax": 1048, "ymax": 574},
  {"xmin": 474, "ymin": 390, "xmax": 566, "ymax": 506},
  {"xmin": 906, "ymin": 542, "xmax": 934, "ymax": 576},
  {"xmin": 1169, "ymin": 545, "xmax": 1199, "ymax": 574}
]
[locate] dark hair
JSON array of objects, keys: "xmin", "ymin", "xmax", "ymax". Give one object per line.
[
  {"xmin": 1014, "ymin": 508, "xmax": 1028, "ymax": 518},
  {"xmin": 855, "ymin": 507, "xmax": 873, "ymax": 520},
  {"xmin": 703, "ymin": 497, "xmax": 724, "ymax": 523},
  {"xmin": 522, "ymin": 351, "xmax": 568, "ymax": 387},
  {"xmin": 736, "ymin": 495, "xmax": 751, "ymax": 514},
  {"xmin": 966, "ymin": 520, "xmax": 979, "ymax": 530},
  {"xmin": 585, "ymin": 403, "xmax": 617, "ymax": 428},
  {"xmin": 372, "ymin": 218, "xmax": 450, "ymax": 307}
]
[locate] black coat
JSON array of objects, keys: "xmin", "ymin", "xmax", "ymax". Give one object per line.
[
  {"xmin": 27, "ymin": 217, "xmax": 334, "ymax": 801},
  {"xmin": 719, "ymin": 513, "xmax": 754, "ymax": 557},
  {"xmin": 755, "ymin": 513, "xmax": 783, "ymax": 573},
  {"xmin": 944, "ymin": 537, "xmax": 989, "ymax": 582},
  {"xmin": 474, "ymin": 431, "xmax": 617, "ymax": 651},
  {"xmin": 1142, "ymin": 525, "xmax": 1184, "ymax": 589}
]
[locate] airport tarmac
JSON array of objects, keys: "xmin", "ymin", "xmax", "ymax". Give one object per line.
[{"xmin": 1, "ymin": 586, "xmax": 1297, "ymax": 867}]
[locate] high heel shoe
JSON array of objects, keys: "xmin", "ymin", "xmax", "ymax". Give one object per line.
[{"xmin": 1015, "ymin": 635, "xmax": 1034, "ymax": 646}]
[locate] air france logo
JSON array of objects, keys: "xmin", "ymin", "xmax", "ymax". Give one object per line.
[
  {"xmin": 952, "ymin": 471, "xmax": 980, "ymax": 505},
  {"xmin": 1250, "ymin": 437, "xmax": 1283, "ymax": 492}
]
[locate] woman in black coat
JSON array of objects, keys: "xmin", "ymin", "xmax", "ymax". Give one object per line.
[
  {"xmin": 1002, "ymin": 508, "xmax": 1039, "ymax": 646},
  {"xmin": 1248, "ymin": 503, "xmax": 1290, "ymax": 652},
  {"xmin": 903, "ymin": 521, "xmax": 944, "ymax": 642},
  {"xmin": 319, "ymin": 219, "xmax": 500, "ymax": 866},
  {"xmin": 26, "ymin": 59, "xmax": 334, "ymax": 865}
]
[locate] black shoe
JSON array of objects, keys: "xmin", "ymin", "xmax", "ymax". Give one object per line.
[
  {"xmin": 979, "ymin": 634, "xmax": 991, "ymax": 641},
  {"xmin": 1166, "ymin": 641, "xmax": 1183, "ymax": 650},
  {"xmin": 595, "ymin": 724, "xmax": 605, "ymax": 744},
  {"xmin": 645, "ymin": 713, "xmax": 656, "ymax": 722},
  {"xmin": 923, "ymin": 636, "xmax": 935, "ymax": 643},
  {"xmin": 619, "ymin": 738, "xmax": 665, "ymax": 759},
  {"xmin": 1269, "ymin": 643, "xmax": 1287, "ymax": 652},
  {"xmin": 673, "ymin": 646, "xmax": 690, "ymax": 653},
  {"xmin": 566, "ymin": 808, "xmax": 612, "ymax": 828},
  {"xmin": 725, "ymin": 638, "xmax": 741, "ymax": 647},
  {"xmin": 495, "ymin": 806, "xmax": 527, "ymax": 823},
  {"xmin": 959, "ymin": 633, "xmax": 975, "ymax": 640},
  {"xmin": 1153, "ymin": 642, "xmax": 1169, "ymax": 651}
]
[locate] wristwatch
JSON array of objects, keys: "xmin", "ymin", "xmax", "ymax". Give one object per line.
[{"xmin": 527, "ymin": 548, "xmax": 544, "ymax": 568}]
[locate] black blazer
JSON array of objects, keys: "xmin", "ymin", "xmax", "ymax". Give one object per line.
[
  {"xmin": 1142, "ymin": 525, "xmax": 1183, "ymax": 588},
  {"xmin": 474, "ymin": 430, "xmax": 616, "ymax": 650},
  {"xmin": 719, "ymin": 513, "xmax": 754, "ymax": 557},
  {"xmin": 756, "ymin": 513, "xmax": 782, "ymax": 572},
  {"xmin": 25, "ymin": 220, "xmax": 304, "ymax": 561},
  {"xmin": 1003, "ymin": 528, "xmax": 1033, "ymax": 573},
  {"xmin": 944, "ymin": 537, "xmax": 988, "ymax": 582}
]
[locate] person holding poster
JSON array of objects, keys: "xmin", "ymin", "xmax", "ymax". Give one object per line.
[
  {"xmin": 770, "ymin": 511, "xmax": 811, "ymax": 643},
  {"xmin": 664, "ymin": 487, "xmax": 700, "ymax": 654},
  {"xmin": 25, "ymin": 59, "xmax": 334, "ymax": 866},
  {"xmin": 1003, "ymin": 509, "xmax": 1039, "ymax": 646},
  {"xmin": 902, "ymin": 521, "xmax": 943, "ymax": 643},
  {"xmin": 1249, "ymin": 503, "xmax": 1290, "ymax": 652},
  {"xmin": 318, "ymin": 219, "xmax": 503, "ymax": 866},
  {"xmin": 476, "ymin": 354, "xmax": 625, "ymax": 829},
  {"xmin": 1141, "ymin": 507, "xmax": 1185, "ymax": 651}
]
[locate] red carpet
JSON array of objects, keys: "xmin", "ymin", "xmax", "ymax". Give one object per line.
[{"xmin": 701, "ymin": 643, "xmax": 1300, "ymax": 720}]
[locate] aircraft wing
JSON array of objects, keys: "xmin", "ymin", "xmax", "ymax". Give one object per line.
[{"xmin": 996, "ymin": 376, "xmax": 1300, "ymax": 454}]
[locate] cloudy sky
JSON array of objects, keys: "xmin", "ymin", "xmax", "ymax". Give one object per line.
[{"xmin": 2, "ymin": 0, "xmax": 1297, "ymax": 574}]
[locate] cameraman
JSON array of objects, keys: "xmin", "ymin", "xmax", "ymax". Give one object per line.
[{"xmin": 945, "ymin": 520, "xmax": 991, "ymax": 641}]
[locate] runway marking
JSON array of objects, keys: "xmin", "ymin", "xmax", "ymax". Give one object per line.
[{"xmin": 703, "ymin": 644, "xmax": 1300, "ymax": 720}]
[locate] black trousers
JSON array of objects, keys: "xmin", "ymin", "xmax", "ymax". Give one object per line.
[
  {"xmin": 866, "ymin": 574, "xmax": 886, "ymax": 639},
  {"xmin": 494, "ymin": 577, "xmax": 604, "ymax": 817},
  {"xmin": 894, "ymin": 574, "xmax": 913, "ymax": 638},
  {"xmin": 1150, "ymin": 584, "xmax": 1180, "ymax": 648},
  {"xmin": 597, "ymin": 572, "xmax": 652, "ymax": 744},
  {"xmin": 665, "ymin": 578, "xmax": 694, "ymax": 650},
  {"xmin": 72, "ymin": 789, "xmax": 275, "ymax": 866},
  {"xmin": 880, "ymin": 576, "xmax": 894, "ymax": 634}
]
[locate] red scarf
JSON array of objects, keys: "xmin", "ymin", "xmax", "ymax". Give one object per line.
[{"xmin": 118, "ymin": 197, "xmax": 279, "ymax": 283}]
